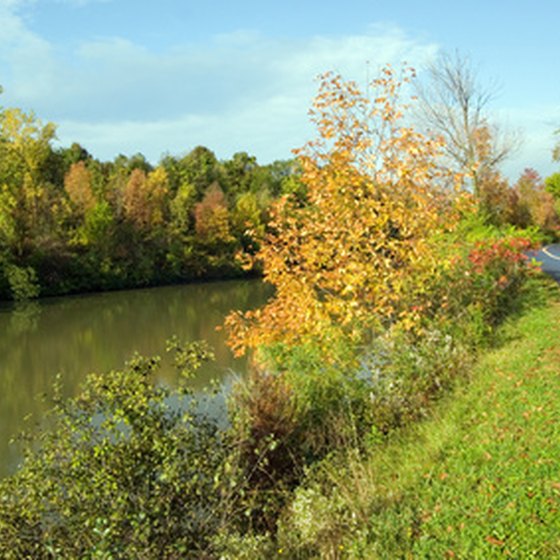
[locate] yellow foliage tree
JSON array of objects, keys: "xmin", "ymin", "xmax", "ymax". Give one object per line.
[
  {"xmin": 0, "ymin": 108, "xmax": 57, "ymax": 254},
  {"xmin": 122, "ymin": 167, "xmax": 169, "ymax": 230},
  {"xmin": 194, "ymin": 182, "xmax": 232, "ymax": 246},
  {"xmin": 64, "ymin": 161, "xmax": 96, "ymax": 216},
  {"xmin": 226, "ymin": 66, "xmax": 462, "ymax": 360}
]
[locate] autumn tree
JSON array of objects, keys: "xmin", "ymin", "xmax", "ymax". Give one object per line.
[
  {"xmin": 415, "ymin": 52, "xmax": 518, "ymax": 198},
  {"xmin": 194, "ymin": 182, "xmax": 232, "ymax": 246},
  {"xmin": 0, "ymin": 108, "xmax": 58, "ymax": 255},
  {"xmin": 510, "ymin": 168, "xmax": 558, "ymax": 233},
  {"xmin": 122, "ymin": 168, "xmax": 147, "ymax": 226},
  {"xmin": 64, "ymin": 161, "xmax": 96, "ymax": 216},
  {"xmin": 122, "ymin": 167, "xmax": 169, "ymax": 231},
  {"xmin": 469, "ymin": 125, "xmax": 511, "ymax": 225},
  {"xmin": 226, "ymin": 66, "xmax": 461, "ymax": 360}
]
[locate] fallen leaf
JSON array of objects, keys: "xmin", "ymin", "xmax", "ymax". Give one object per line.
[{"xmin": 485, "ymin": 536, "xmax": 505, "ymax": 547}]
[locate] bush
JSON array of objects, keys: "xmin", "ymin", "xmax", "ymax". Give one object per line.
[
  {"xmin": 0, "ymin": 341, "xmax": 246, "ymax": 559},
  {"xmin": 224, "ymin": 340, "xmax": 376, "ymax": 535},
  {"xmin": 4, "ymin": 263, "xmax": 40, "ymax": 301},
  {"xmin": 441, "ymin": 235, "xmax": 537, "ymax": 331}
]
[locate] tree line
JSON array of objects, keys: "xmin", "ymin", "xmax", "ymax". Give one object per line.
[
  {"xmin": 2, "ymin": 52, "xmax": 560, "ymax": 304},
  {"xmin": 0, "ymin": 105, "xmax": 303, "ymax": 301}
]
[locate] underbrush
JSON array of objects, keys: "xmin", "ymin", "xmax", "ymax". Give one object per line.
[
  {"xmin": 0, "ymin": 230, "xmax": 550, "ymax": 558},
  {"xmin": 212, "ymin": 231, "xmax": 551, "ymax": 557},
  {"xmin": 272, "ymin": 281, "xmax": 560, "ymax": 559}
]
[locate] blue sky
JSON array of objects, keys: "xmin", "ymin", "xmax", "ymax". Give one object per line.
[{"xmin": 1, "ymin": 0, "xmax": 559, "ymax": 180}]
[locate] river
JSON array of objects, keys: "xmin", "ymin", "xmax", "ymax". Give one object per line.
[{"xmin": 0, "ymin": 279, "xmax": 272, "ymax": 477}]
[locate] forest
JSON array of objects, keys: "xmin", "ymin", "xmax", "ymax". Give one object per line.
[{"xmin": 0, "ymin": 105, "xmax": 303, "ymax": 301}]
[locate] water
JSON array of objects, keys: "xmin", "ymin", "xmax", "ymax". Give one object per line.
[{"xmin": 0, "ymin": 279, "xmax": 271, "ymax": 477}]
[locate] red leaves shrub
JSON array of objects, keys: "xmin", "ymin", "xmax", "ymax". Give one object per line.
[
  {"xmin": 467, "ymin": 237, "xmax": 533, "ymax": 275},
  {"xmin": 433, "ymin": 235, "xmax": 539, "ymax": 334}
]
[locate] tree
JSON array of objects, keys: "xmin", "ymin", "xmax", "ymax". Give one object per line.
[
  {"xmin": 415, "ymin": 51, "xmax": 518, "ymax": 197},
  {"xmin": 122, "ymin": 167, "xmax": 169, "ymax": 232},
  {"xmin": 169, "ymin": 181, "xmax": 196, "ymax": 236},
  {"xmin": 545, "ymin": 172, "xmax": 560, "ymax": 199},
  {"xmin": 179, "ymin": 146, "xmax": 220, "ymax": 199},
  {"xmin": 60, "ymin": 142, "xmax": 92, "ymax": 169},
  {"xmin": 64, "ymin": 161, "xmax": 96, "ymax": 217},
  {"xmin": 226, "ymin": 66, "xmax": 461, "ymax": 360},
  {"xmin": 511, "ymin": 168, "xmax": 558, "ymax": 233},
  {"xmin": 265, "ymin": 159, "xmax": 306, "ymax": 200},
  {"xmin": 114, "ymin": 152, "xmax": 153, "ymax": 174},
  {"xmin": 221, "ymin": 152, "xmax": 256, "ymax": 192},
  {"xmin": 231, "ymin": 191, "xmax": 266, "ymax": 250},
  {"xmin": 0, "ymin": 108, "xmax": 58, "ymax": 255},
  {"xmin": 194, "ymin": 182, "xmax": 232, "ymax": 246}
]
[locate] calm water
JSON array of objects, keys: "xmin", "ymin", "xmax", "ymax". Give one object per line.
[{"xmin": 0, "ymin": 279, "xmax": 271, "ymax": 477}]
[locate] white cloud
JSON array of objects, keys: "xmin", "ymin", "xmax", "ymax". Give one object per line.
[
  {"xmin": 497, "ymin": 105, "xmax": 560, "ymax": 180},
  {"xmin": 0, "ymin": 0, "xmax": 55, "ymax": 103},
  {"xmin": 34, "ymin": 24, "xmax": 438, "ymax": 163},
  {"xmin": 55, "ymin": 92, "xmax": 316, "ymax": 163},
  {"xmin": 0, "ymin": 0, "xmax": 32, "ymax": 8},
  {"xmin": 11, "ymin": 3, "xmax": 554, "ymax": 179}
]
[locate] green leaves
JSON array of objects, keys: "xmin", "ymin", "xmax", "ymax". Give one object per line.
[
  {"xmin": 0, "ymin": 340, "xmax": 240, "ymax": 558},
  {"xmin": 166, "ymin": 336, "xmax": 215, "ymax": 384}
]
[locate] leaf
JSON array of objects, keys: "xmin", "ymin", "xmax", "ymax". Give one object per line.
[{"xmin": 485, "ymin": 536, "xmax": 505, "ymax": 547}]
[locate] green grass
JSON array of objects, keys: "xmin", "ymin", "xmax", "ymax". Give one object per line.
[{"xmin": 301, "ymin": 299, "xmax": 560, "ymax": 559}]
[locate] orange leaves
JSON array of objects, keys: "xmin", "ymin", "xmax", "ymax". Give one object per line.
[
  {"xmin": 122, "ymin": 166, "xmax": 169, "ymax": 231},
  {"xmin": 194, "ymin": 182, "xmax": 232, "ymax": 245},
  {"xmin": 226, "ymin": 66, "xmax": 462, "ymax": 360},
  {"xmin": 64, "ymin": 161, "xmax": 95, "ymax": 215}
]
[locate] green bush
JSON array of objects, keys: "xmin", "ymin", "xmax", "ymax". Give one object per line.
[
  {"xmin": 0, "ymin": 341, "xmax": 246, "ymax": 559},
  {"xmin": 4, "ymin": 263, "xmax": 40, "ymax": 301}
]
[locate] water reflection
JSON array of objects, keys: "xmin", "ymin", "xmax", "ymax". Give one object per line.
[{"xmin": 0, "ymin": 279, "xmax": 271, "ymax": 477}]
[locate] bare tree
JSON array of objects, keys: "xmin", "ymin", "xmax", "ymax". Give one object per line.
[{"xmin": 414, "ymin": 51, "xmax": 519, "ymax": 195}]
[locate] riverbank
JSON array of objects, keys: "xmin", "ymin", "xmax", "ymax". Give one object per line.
[
  {"xmin": 273, "ymin": 286, "xmax": 560, "ymax": 558},
  {"xmin": 0, "ymin": 246, "xmax": 548, "ymax": 558},
  {"xmin": 2, "ymin": 61, "xmax": 558, "ymax": 556}
]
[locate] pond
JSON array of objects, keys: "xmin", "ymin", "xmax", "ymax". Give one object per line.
[{"xmin": 0, "ymin": 279, "xmax": 272, "ymax": 477}]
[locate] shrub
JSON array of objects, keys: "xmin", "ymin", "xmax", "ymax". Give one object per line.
[
  {"xmin": 439, "ymin": 235, "xmax": 538, "ymax": 332},
  {"xmin": 226, "ymin": 343, "xmax": 375, "ymax": 534},
  {"xmin": 4, "ymin": 263, "xmax": 40, "ymax": 301},
  {"xmin": 0, "ymin": 341, "xmax": 245, "ymax": 559},
  {"xmin": 227, "ymin": 369, "xmax": 303, "ymax": 533}
]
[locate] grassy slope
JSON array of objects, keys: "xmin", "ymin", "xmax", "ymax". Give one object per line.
[{"xmin": 327, "ymin": 300, "xmax": 560, "ymax": 558}]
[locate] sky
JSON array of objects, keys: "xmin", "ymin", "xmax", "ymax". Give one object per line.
[{"xmin": 0, "ymin": 0, "xmax": 559, "ymax": 180}]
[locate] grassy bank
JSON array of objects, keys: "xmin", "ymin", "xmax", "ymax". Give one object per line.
[{"xmin": 279, "ymin": 290, "xmax": 560, "ymax": 558}]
